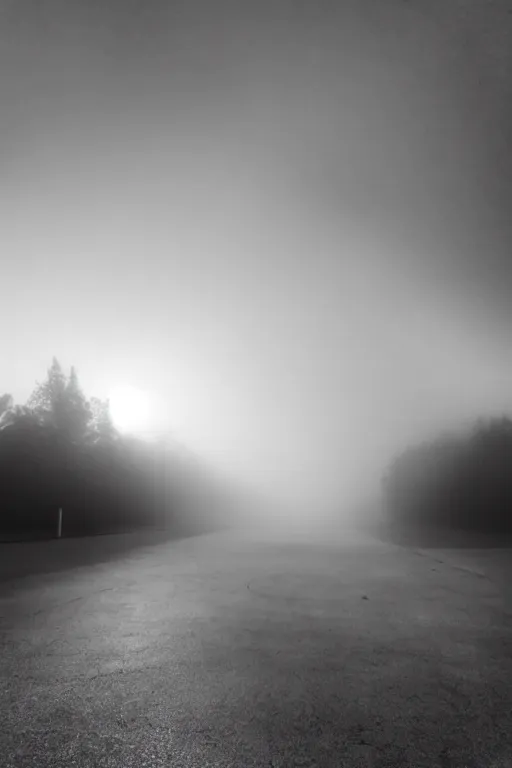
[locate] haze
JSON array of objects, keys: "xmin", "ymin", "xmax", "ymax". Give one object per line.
[{"xmin": 2, "ymin": 0, "xmax": 512, "ymax": 527}]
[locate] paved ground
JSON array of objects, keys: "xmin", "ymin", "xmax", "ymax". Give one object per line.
[
  {"xmin": 0, "ymin": 527, "xmax": 196, "ymax": 584},
  {"xmin": 1, "ymin": 522, "xmax": 512, "ymax": 767}
]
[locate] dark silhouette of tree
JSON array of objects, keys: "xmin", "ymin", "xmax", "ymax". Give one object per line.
[
  {"xmin": 382, "ymin": 414, "xmax": 512, "ymax": 539},
  {"xmin": 0, "ymin": 357, "xmax": 233, "ymax": 539}
]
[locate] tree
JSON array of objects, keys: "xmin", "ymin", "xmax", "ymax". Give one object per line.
[
  {"xmin": 0, "ymin": 393, "xmax": 13, "ymax": 417},
  {"xmin": 64, "ymin": 366, "xmax": 92, "ymax": 442},
  {"xmin": 88, "ymin": 397, "xmax": 118, "ymax": 443},
  {"xmin": 0, "ymin": 403, "xmax": 43, "ymax": 433},
  {"xmin": 0, "ymin": 394, "xmax": 14, "ymax": 430},
  {"xmin": 26, "ymin": 357, "xmax": 67, "ymax": 424},
  {"xmin": 26, "ymin": 358, "xmax": 92, "ymax": 442}
]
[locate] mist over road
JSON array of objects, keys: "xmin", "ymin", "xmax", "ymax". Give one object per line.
[{"xmin": 1, "ymin": 524, "xmax": 511, "ymax": 767}]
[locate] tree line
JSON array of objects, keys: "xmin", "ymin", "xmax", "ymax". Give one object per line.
[
  {"xmin": 0, "ymin": 358, "xmax": 232, "ymax": 539},
  {"xmin": 7, "ymin": 357, "xmax": 510, "ymax": 543},
  {"xmin": 381, "ymin": 415, "xmax": 512, "ymax": 539}
]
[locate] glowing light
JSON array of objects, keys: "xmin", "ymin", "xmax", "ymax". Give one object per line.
[{"xmin": 108, "ymin": 385, "xmax": 152, "ymax": 433}]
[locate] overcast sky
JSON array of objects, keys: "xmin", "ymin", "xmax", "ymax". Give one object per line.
[{"xmin": 1, "ymin": 0, "xmax": 512, "ymax": 514}]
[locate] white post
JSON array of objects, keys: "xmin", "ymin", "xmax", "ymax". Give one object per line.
[{"xmin": 57, "ymin": 508, "xmax": 62, "ymax": 539}]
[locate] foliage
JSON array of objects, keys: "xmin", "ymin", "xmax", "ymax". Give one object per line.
[
  {"xmin": 25, "ymin": 358, "xmax": 92, "ymax": 442},
  {"xmin": 26, "ymin": 357, "xmax": 67, "ymax": 414},
  {"xmin": 382, "ymin": 415, "xmax": 512, "ymax": 535},
  {"xmin": 64, "ymin": 366, "xmax": 93, "ymax": 442},
  {"xmin": 88, "ymin": 396, "xmax": 118, "ymax": 444},
  {"xmin": 0, "ymin": 357, "xmax": 234, "ymax": 538},
  {"xmin": 0, "ymin": 393, "xmax": 13, "ymax": 418}
]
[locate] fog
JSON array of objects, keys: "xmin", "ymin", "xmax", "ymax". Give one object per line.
[{"xmin": 1, "ymin": 1, "xmax": 512, "ymax": 533}]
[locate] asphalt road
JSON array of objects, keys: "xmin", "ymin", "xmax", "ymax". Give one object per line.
[{"xmin": 1, "ymin": 522, "xmax": 512, "ymax": 767}]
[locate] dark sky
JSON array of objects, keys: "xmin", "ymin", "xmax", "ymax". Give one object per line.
[{"xmin": 1, "ymin": 0, "xmax": 512, "ymax": 516}]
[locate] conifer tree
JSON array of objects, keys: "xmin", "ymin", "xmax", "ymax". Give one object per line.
[
  {"xmin": 26, "ymin": 357, "xmax": 67, "ymax": 420},
  {"xmin": 89, "ymin": 397, "xmax": 118, "ymax": 443},
  {"xmin": 26, "ymin": 358, "xmax": 92, "ymax": 442}
]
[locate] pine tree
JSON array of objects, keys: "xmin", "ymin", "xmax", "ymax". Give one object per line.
[
  {"xmin": 26, "ymin": 357, "xmax": 67, "ymax": 421},
  {"xmin": 26, "ymin": 358, "xmax": 92, "ymax": 442},
  {"xmin": 88, "ymin": 397, "xmax": 118, "ymax": 443},
  {"xmin": 64, "ymin": 367, "xmax": 92, "ymax": 442}
]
